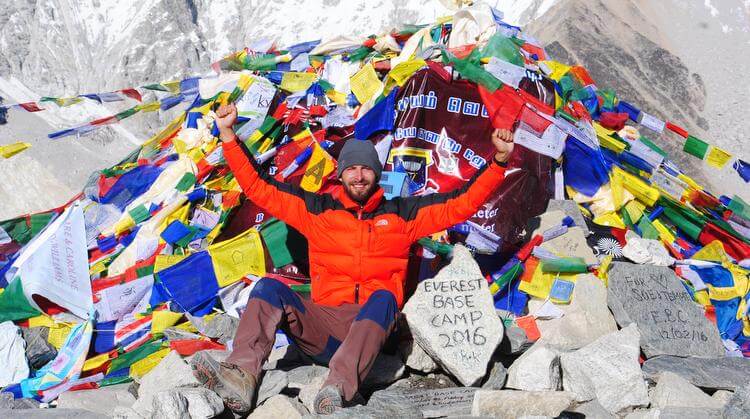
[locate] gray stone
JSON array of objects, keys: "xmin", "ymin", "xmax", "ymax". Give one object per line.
[
  {"xmin": 471, "ymin": 390, "xmax": 575, "ymax": 418},
  {"xmin": 131, "ymin": 351, "xmax": 201, "ymax": 416},
  {"xmin": 399, "ymin": 337, "xmax": 438, "ymax": 373},
  {"xmin": 297, "ymin": 375, "xmax": 327, "ymax": 413},
  {"xmin": 389, "ymin": 373, "xmax": 458, "ymax": 390},
  {"xmin": 606, "ymin": 262, "xmax": 724, "ymax": 358},
  {"xmin": 56, "ymin": 384, "xmax": 136, "ymax": 416},
  {"xmin": 560, "ymin": 323, "xmax": 649, "ymax": 415},
  {"xmin": 529, "ymin": 209, "xmax": 596, "ymax": 264},
  {"xmin": 711, "ymin": 389, "xmax": 733, "ymax": 406},
  {"xmin": 481, "ymin": 361, "xmax": 507, "ymax": 390},
  {"xmin": 545, "ymin": 199, "xmax": 590, "ymax": 235},
  {"xmin": 263, "ymin": 343, "xmax": 307, "ymax": 370},
  {"xmin": 150, "ymin": 387, "xmax": 224, "ymax": 419},
  {"xmin": 499, "ymin": 322, "xmax": 533, "ymax": 355},
  {"xmin": 722, "ymin": 383, "xmax": 750, "ymax": 418},
  {"xmin": 642, "ymin": 355, "xmax": 750, "ymax": 391},
  {"xmin": 624, "ymin": 407, "xmax": 722, "ymax": 419},
  {"xmin": 306, "ymin": 403, "xmax": 422, "ymax": 418},
  {"xmin": 250, "ymin": 394, "xmax": 308, "ymax": 419},
  {"xmin": 530, "ymin": 274, "xmax": 618, "ymax": 351},
  {"xmin": 362, "ymin": 353, "xmax": 405, "ymax": 389},
  {"xmin": 257, "ymin": 369, "xmax": 288, "ymax": 405},
  {"xmin": 20, "ymin": 327, "xmax": 57, "ymax": 370},
  {"xmin": 111, "ymin": 405, "xmax": 141, "ymax": 419},
  {"xmin": 569, "ymin": 400, "xmax": 615, "ymax": 419},
  {"xmin": 506, "ymin": 343, "xmax": 561, "ymax": 391},
  {"xmin": 369, "ymin": 387, "xmax": 477, "ymax": 418},
  {"xmin": 287, "ymin": 365, "xmax": 329, "ymax": 388},
  {"xmin": 0, "ymin": 408, "xmax": 108, "ymax": 418},
  {"xmin": 650, "ymin": 371, "xmax": 724, "ymax": 410},
  {"xmin": 202, "ymin": 313, "xmax": 239, "ymax": 344},
  {"xmin": 0, "ymin": 392, "xmax": 40, "ymax": 409},
  {"xmin": 403, "ymin": 245, "xmax": 504, "ymax": 386}
]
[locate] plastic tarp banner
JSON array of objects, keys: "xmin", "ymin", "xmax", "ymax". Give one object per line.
[{"xmin": 382, "ymin": 68, "xmax": 552, "ymax": 247}]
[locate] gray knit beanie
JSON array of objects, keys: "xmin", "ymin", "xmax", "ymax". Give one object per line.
[{"xmin": 336, "ymin": 139, "xmax": 382, "ymax": 179}]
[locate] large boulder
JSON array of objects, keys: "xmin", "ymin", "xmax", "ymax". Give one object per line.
[
  {"xmin": 249, "ymin": 394, "xmax": 308, "ymax": 419},
  {"xmin": 403, "ymin": 245, "xmax": 504, "ymax": 386},
  {"xmin": 560, "ymin": 323, "xmax": 649, "ymax": 415},
  {"xmin": 368, "ymin": 386, "xmax": 477, "ymax": 418},
  {"xmin": 471, "ymin": 389, "xmax": 575, "ymax": 417},
  {"xmin": 131, "ymin": 350, "xmax": 201, "ymax": 416},
  {"xmin": 650, "ymin": 371, "xmax": 724, "ymax": 410},
  {"xmin": 530, "ymin": 274, "xmax": 618, "ymax": 350},
  {"xmin": 56, "ymin": 384, "xmax": 136, "ymax": 416},
  {"xmin": 505, "ymin": 342, "xmax": 561, "ymax": 391},
  {"xmin": 150, "ymin": 387, "xmax": 225, "ymax": 418},
  {"xmin": 642, "ymin": 355, "xmax": 750, "ymax": 391}
]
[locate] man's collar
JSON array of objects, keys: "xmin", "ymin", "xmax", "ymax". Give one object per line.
[{"xmin": 335, "ymin": 185, "xmax": 385, "ymax": 212}]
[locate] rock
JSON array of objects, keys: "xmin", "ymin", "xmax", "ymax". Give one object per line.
[
  {"xmin": 606, "ymin": 262, "xmax": 724, "ymax": 358},
  {"xmin": 249, "ymin": 394, "xmax": 308, "ymax": 419},
  {"xmin": 530, "ymin": 274, "xmax": 618, "ymax": 350},
  {"xmin": 470, "ymin": 389, "xmax": 575, "ymax": 417},
  {"xmin": 481, "ymin": 361, "xmax": 507, "ymax": 390},
  {"xmin": 312, "ymin": 403, "xmax": 422, "ymax": 418},
  {"xmin": 150, "ymin": 387, "xmax": 224, "ymax": 419},
  {"xmin": 389, "ymin": 373, "xmax": 458, "ymax": 390},
  {"xmin": 650, "ymin": 371, "xmax": 724, "ymax": 410},
  {"xmin": 0, "ymin": 408, "xmax": 108, "ymax": 418},
  {"xmin": 545, "ymin": 199, "xmax": 590, "ymax": 235},
  {"xmin": 56, "ymin": 384, "xmax": 136, "ymax": 416},
  {"xmin": 641, "ymin": 355, "xmax": 750, "ymax": 391},
  {"xmin": 202, "ymin": 313, "xmax": 239, "ymax": 344},
  {"xmin": 569, "ymin": 399, "xmax": 615, "ymax": 419},
  {"xmin": 362, "ymin": 353, "xmax": 405, "ymax": 389},
  {"xmin": 710, "ymin": 389, "xmax": 733, "ymax": 406},
  {"xmin": 368, "ymin": 387, "xmax": 477, "ymax": 418},
  {"xmin": 529, "ymin": 209, "xmax": 597, "ymax": 264},
  {"xmin": 624, "ymin": 407, "xmax": 722, "ymax": 419},
  {"xmin": 498, "ymin": 322, "xmax": 533, "ymax": 355},
  {"xmin": 505, "ymin": 342, "xmax": 561, "ymax": 391},
  {"xmin": 287, "ymin": 365, "xmax": 329, "ymax": 388},
  {"xmin": 20, "ymin": 327, "xmax": 57, "ymax": 370},
  {"xmin": 560, "ymin": 323, "xmax": 649, "ymax": 415},
  {"xmin": 257, "ymin": 369, "xmax": 288, "ymax": 405},
  {"xmin": 723, "ymin": 383, "xmax": 750, "ymax": 418},
  {"xmin": 0, "ymin": 392, "xmax": 40, "ymax": 409},
  {"xmin": 399, "ymin": 338, "xmax": 438, "ymax": 373},
  {"xmin": 297, "ymin": 375, "xmax": 327, "ymax": 413},
  {"xmin": 263, "ymin": 343, "xmax": 307, "ymax": 370},
  {"xmin": 402, "ymin": 245, "xmax": 504, "ymax": 386},
  {"xmin": 111, "ymin": 405, "xmax": 141, "ymax": 418},
  {"xmin": 131, "ymin": 351, "xmax": 201, "ymax": 416}
]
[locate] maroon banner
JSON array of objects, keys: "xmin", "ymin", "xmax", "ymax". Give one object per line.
[{"xmin": 383, "ymin": 67, "xmax": 552, "ymax": 248}]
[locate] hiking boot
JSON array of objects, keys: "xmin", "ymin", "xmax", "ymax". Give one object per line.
[
  {"xmin": 190, "ymin": 351, "xmax": 257, "ymax": 414},
  {"xmin": 314, "ymin": 385, "xmax": 343, "ymax": 415}
]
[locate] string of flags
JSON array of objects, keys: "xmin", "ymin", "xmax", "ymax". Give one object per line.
[{"xmin": 0, "ymin": 3, "xmax": 749, "ymax": 405}]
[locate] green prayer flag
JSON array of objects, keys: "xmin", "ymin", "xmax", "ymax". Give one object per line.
[
  {"xmin": 129, "ymin": 204, "xmax": 150, "ymax": 224},
  {"xmin": 683, "ymin": 135, "xmax": 709, "ymax": 159},
  {"xmin": 115, "ymin": 107, "xmax": 139, "ymax": 121},
  {"xmin": 0, "ymin": 277, "xmax": 42, "ymax": 322},
  {"xmin": 638, "ymin": 217, "xmax": 660, "ymax": 240},
  {"xmin": 175, "ymin": 172, "xmax": 197, "ymax": 192},
  {"xmin": 259, "ymin": 219, "xmax": 294, "ymax": 268},
  {"xmin": 480, "ymin": 34, "xmax": 524, "ymax": 67},
  {"xmin": 108, "ymin": 340, "xmax": 164, "ymax": 372},
  {"xmin": 639, "ymin": 136, "xmax": 668, "ymax": 158},
  {"xmin": 142, "ymin": 84, "xmax": 169, "ymax": 92}
]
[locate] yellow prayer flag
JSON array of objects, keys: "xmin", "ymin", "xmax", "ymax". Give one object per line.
[
  {"xmin": 388, "ymin": 59, "xmax": 426, "ymax": 87},
  {"xmin": 0, "ymin": 142, "xmax": 31, "ymax": 159},
  {"xmin": 624, "ymin": 200, "xmax": 645, "ymax": 223},
  {"xmin": 300, "ymin": 142, "xmax": 335, "ymax": 192},
  {"xmin": 539, "ymin": 60, "xmax": 572, "ymax": 81},
  {"xmin": 326, "ymin": 90, "xmax": 348, "ymax": 106},
  {"xmin": 350, "ymin": 63, "xmax": 383, "ymax": 105},
  {"xmin": 694, "ymin": 289, "xmax": 711, "ymax": 307},
  {"xmin": 130, "ymin": 348, "xmax": 171, "ymax": 378},
  {"xmin": 280, "ymin": 72, "xmax": 318, "ymax": 92},
  {"xmin": 651, "ymin": 219, "xmax": 676, "ymax": 245},
  {"xmin": 47, "ymin": 323, "xmax": 73, "ymax": 350},
  {"xmin": 592, "ymin": 212, "xmax": 626, "ymax": 229},
  {"xmin": 82, "ymin": 352, "xmax": 112, "ymax": 372},
  {"xmin": 151, "ymin": 310, "xmax": 184, "ymax": 335},
  {"xmin": 154, "ymin": 254, "xmax": 189, "ymax": 272},
  {"xmin": 706, "ymin": 146, "xmax": 732, "ymax": 169},
  {"xmin": 162, "ymin": 80, "xmax": 181, "ymax": 94},
  {"xmin": 27, "ymin": 314, "xmax": 55, "ymax": 328},
  {"xmin": 136, "ymin": 101, "xmax": 161, "ymax": 112},
  {"xmin": 692, "ymin": 240, "xmax": 729, "ymax": 264},
  {"xmin": 209, "ymin": 228, "xmax": 266, "ymax": 287}
]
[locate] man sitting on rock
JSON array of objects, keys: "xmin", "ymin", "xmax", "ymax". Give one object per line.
[{"xmin": 191, "ymin": 103, "xmax": 515, "ymax": 415}]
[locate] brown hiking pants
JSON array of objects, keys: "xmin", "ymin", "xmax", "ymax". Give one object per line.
[{"xmin": 226, "ymin": 277, "xmax": 399, "ymax": 401}]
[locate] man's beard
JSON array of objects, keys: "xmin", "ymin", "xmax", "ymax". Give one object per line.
[{"xmin": 343, "ymin": 181, "xmax": 375, "ymax": 204}]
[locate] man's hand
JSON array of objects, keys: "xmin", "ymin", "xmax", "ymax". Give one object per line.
[
  {"xmin": 491, "ymin": 128, "xmax": 514, "ymax": 163},
  {"xmin": 215, "ymin": 103, "xmax": 238, "ymax": 143}
]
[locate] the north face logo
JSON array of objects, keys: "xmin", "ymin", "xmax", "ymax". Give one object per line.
[{"xmin": 375, "ymin": 219, "xmax": 389, "ymax": 227}]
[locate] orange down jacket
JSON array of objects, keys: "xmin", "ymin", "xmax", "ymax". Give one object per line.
[{"xmin": 223, "ymin": 139, "xmax": 507, "ymax": 308}]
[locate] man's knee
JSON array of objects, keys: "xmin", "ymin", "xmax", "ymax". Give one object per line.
[
  {"xmin": 355, "ymin": 290, "xmax": 397, "ymax": 330},
  {"xmin": 249, "ymin": 277, "xmax": 304, "ymax": 312}
]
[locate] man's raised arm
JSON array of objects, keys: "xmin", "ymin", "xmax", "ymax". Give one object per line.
[
  {"xmin": 402, "ymin": 128, "xmax": 515, "ymax": 241},
  {"xmin": 216, "ymin": 104, "xmax": 315, "ymax": 235}
]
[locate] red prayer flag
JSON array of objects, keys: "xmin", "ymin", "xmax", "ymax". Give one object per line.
[
  {"xmin": 119, "ymin": 88, "xmax": 143, "ymax": 102},
  {"xmin": 18, "ymin": 102, "xmax": 43, "ymax": 112},
  {"xmin": 665, "ymin": 121, "xmax": 689, "ymax": 138}
]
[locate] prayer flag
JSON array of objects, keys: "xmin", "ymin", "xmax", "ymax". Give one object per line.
[
  {"xmin": 683, "ymin": 135, "xmax": 709, "ymax": 159},
  {"xmin": 706, "ymin": 146, "xmax": 732, "ymax": 169}
]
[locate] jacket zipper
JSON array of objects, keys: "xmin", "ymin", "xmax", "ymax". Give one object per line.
[{"xmin": 357, "ymin": 205, "xmax": 364, "ymax": 304}]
